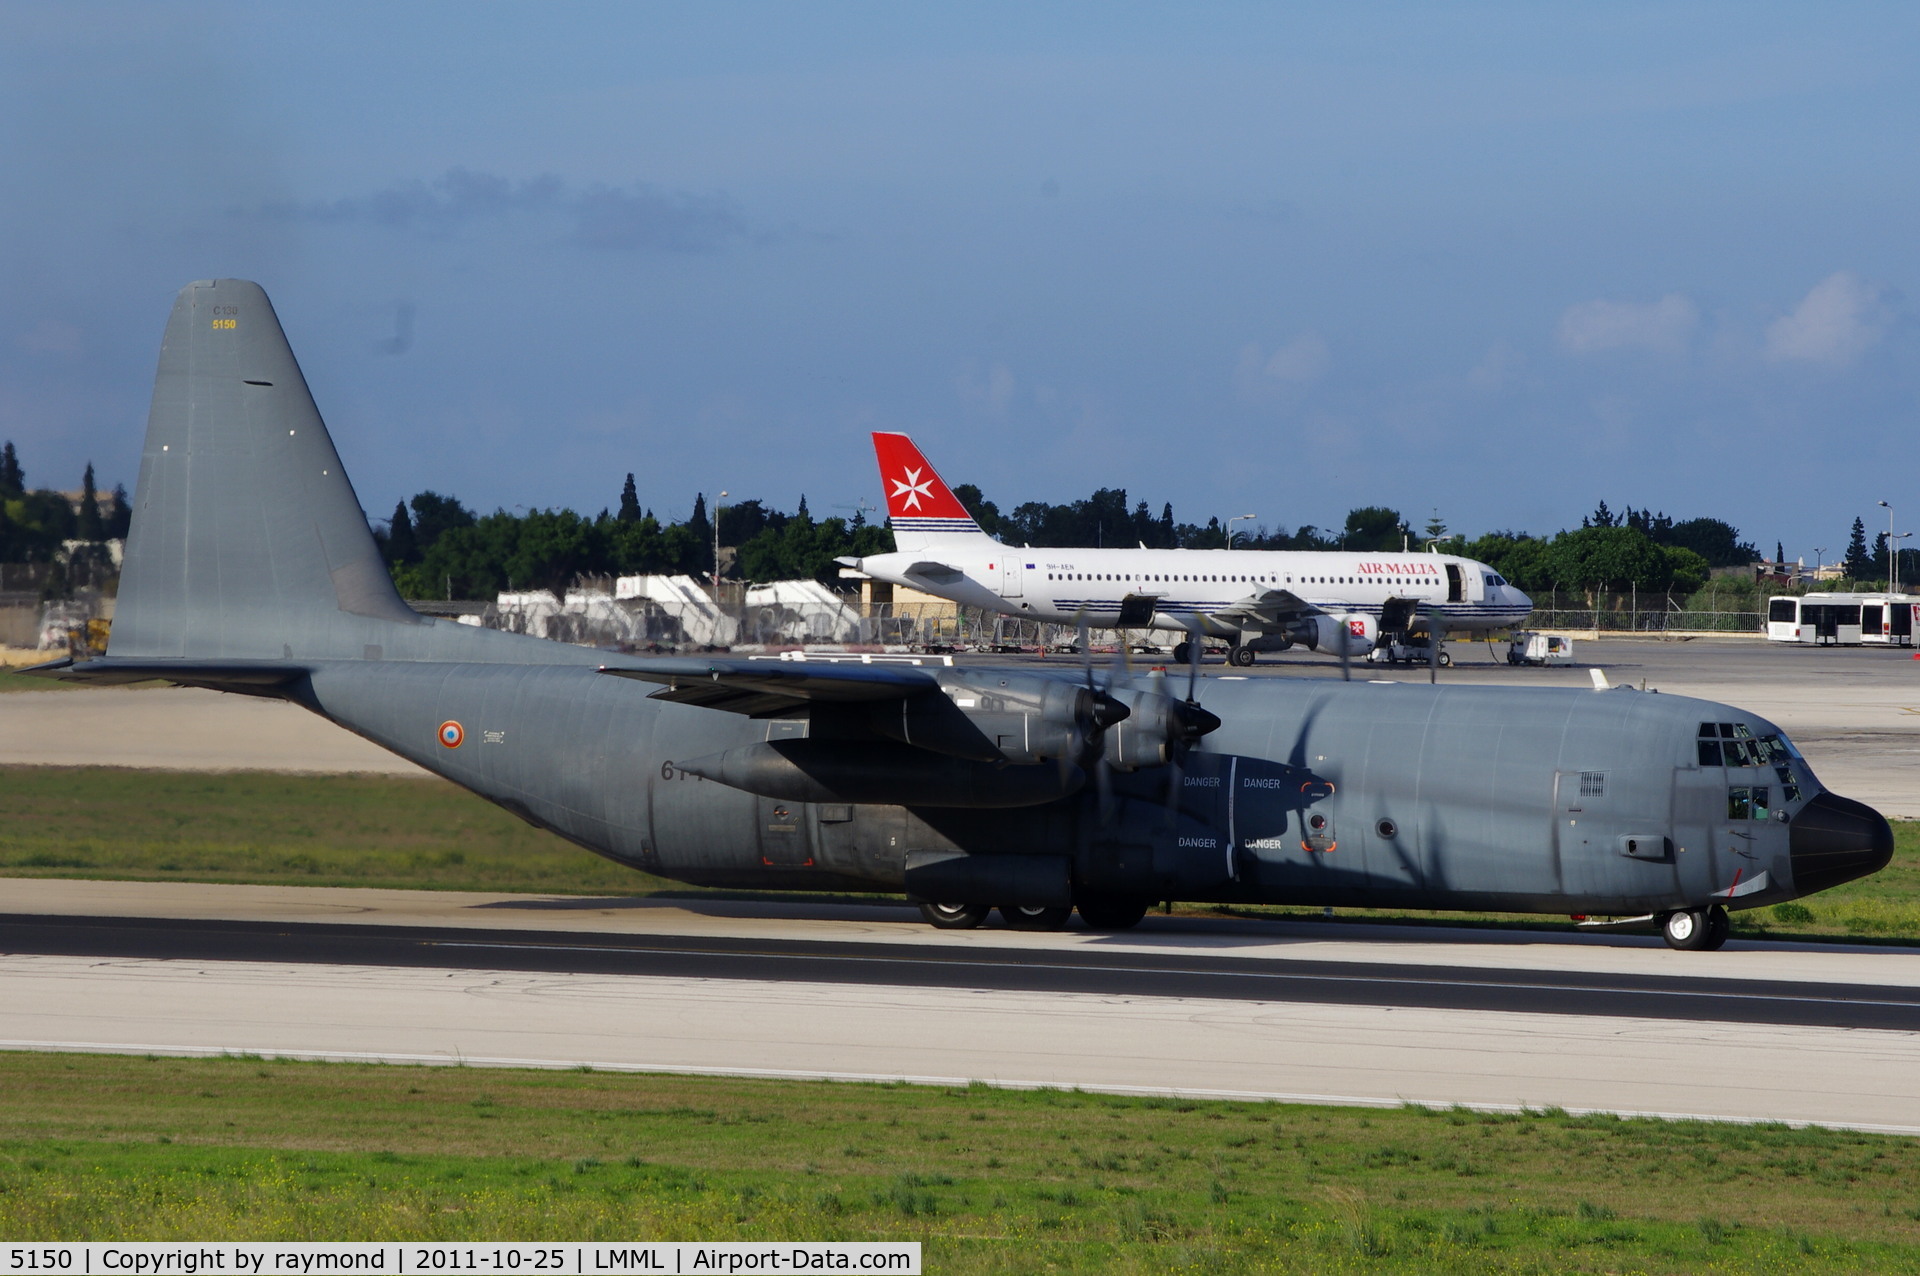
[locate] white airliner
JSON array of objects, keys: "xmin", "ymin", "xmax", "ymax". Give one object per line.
[{"xmin": 843, "ymin": 433, "xmax": 1533, "ymax": 665}]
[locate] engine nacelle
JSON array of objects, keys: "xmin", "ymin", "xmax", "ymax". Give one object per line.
[
  {"xmin": 1293, "ymin": 613, "xmax": 1375, "ymax": 657},
  {"xmin": 859, "ymin": 671, "xmax": 1123, "ymax": 766},
  {"xmin": 1101, "ymin": 686, "xmax": 1225, "ymax": 772}
]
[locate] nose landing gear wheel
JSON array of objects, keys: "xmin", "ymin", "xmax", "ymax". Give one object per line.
[
  {"xmin": 1172, "ymin": 641, "xmax": 1194, "ymax": 665},
  {"xmin": 920, "ymin": 902, "xmax": 991, "ymax": 929},
  {"xmin": 1000, "ymin": 904, "xmax": 1073, "ymax": 930},
  {"xmin": 1660, "ymin": 904, "xmax": 1729, "ymax": 951}
]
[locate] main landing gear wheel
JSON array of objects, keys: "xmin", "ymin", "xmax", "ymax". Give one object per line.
[
  {"xmin": 1172, "ymin": 641, "xmax": 1194, "ymax": 665},
  {"xmin": 920, "ymin": 902, "xmax": 991, "ymax": 929},
  {"xmin": 1076, "ymin": 895, "xmax": 1151, "ymax": 931},
  {"xmin": 1000, "ymin": 904, "xmax": 1073, "ymax": 930},
  {"xmin": 1229, "ymin": 645, "xmax": 1256, "ymax": 668},
  {"xmin": 1660, "ymin": 904, "xmax": 1729, "ymax": 952}
]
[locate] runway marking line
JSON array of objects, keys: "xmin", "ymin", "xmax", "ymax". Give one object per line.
[
  {"xmin": 425, "ymin": 939, "xmax": 1920, "ymax": 1013},
  {"xmin": 4, "ymin": 1036, "xmax": 1918, "ymax": 1138}
]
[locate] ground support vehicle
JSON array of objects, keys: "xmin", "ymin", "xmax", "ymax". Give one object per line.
[{"xmin": 1508, "ymin": 631, "xmax": 1574, "ymax": 666}]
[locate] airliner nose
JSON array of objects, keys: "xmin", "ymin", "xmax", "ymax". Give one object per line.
[{"xmin": 1789, "ymin": 791, "xmax": 1894, "ymax": 893}]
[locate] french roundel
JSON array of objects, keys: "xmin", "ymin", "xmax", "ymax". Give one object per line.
[{"xmin": 438, "ymin": 720, "xmax": 464, "ymax": 748}]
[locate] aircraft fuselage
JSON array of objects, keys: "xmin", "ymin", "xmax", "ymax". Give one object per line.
[
  {"xmin": 855, "ymin": 545, "xmax": 1533, "ymax": 639},
  {"xmin": 298, "ymin": 657, "xmax": 1876, "ymax": 917}
]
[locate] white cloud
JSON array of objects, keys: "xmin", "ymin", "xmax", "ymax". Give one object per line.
[
  {"xmin": 955, "ymin": 360, "xmax": 1016, "ymax": 414},
  {"xmin": 1468, "ymin": 340, "xmax": 1524, "ymax": 389},
  {"xmin": 1556, "ymin": 293, "xmax": 1698, "ymax": 356},
  {"xmin": 1236, "ymin": 333, "xmax": 1329, "ymax": 403},
  {"xmin": 1263, "ymin": 333, "xmax": 1331, "ymax": 382},
  {"xmin": 1765, "ymin": 271, "xmax": 1889, "ymax": 367}
]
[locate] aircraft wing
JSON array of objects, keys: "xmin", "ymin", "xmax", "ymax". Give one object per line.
[
  {"xmin": 602, "ymin": 657, "xmax": 942, "ymax": 717},
  {"xmin": 1205, "ymin": 588, "xmax": 1318, "ymax": 626}
]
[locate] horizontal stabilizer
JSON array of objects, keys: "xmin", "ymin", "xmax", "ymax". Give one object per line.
[
  {"xmin": 21, "ymin": 657, "xmax": 309, "ymax": 694},
  {"xmin": 602, "ymin": 658, "xmax": 941, "ymax": 716}
]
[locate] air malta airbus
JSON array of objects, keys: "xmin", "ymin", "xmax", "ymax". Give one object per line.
[{"xmin": 844, "ymin": 433, "xmax": 1533, "ymax": 665}]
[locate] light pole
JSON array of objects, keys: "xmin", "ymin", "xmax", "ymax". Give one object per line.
[
  {"xmin": 1812, "ymin": 547, "xmax": 1826, "ymax": 582},
  {"xmin": 1880, "ymin": 501, "xmax": 1895, "ymax": 587},
  {"xmin": 1226, "ymin": 514, "xmax": 1255, "ymax": 550},
  {"xmin": 712, "ymin": 490, "xmax": 728, "ymax": 593},
  {"xmin": 1895, "ymin": 532, "xmax": 1913, "ymax": 593}
]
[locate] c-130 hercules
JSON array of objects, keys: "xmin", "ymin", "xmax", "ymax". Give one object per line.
[{"xmin": 34, "ymin": 280, "xmax": 1892, "ymax": 951}]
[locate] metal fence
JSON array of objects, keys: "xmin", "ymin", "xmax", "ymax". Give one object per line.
[{"xmin": 1519, "ymin": 587, "xmax": 1764, "ymax": 634}]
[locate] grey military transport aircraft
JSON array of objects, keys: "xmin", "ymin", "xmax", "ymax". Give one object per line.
[{"xmin": 32, "ymin": 280, "xmax": 1893, "ymax": 952}]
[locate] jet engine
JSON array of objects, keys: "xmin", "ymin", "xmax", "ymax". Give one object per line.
[{"xmin": 1291, "ymin": 613, "xmax": 1375, "ymax": 657}]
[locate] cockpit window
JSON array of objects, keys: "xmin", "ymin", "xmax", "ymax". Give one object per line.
[
  {"xmin": 1730, "ymin": 785, "xmax": 1771, "ymax": 821},
  {"xmin": 1696, "ymin": 725, "xmax": 1795, "ymax": 769}
]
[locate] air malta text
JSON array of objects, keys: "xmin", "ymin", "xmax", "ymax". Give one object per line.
[{"xmin": 1356, "ymin": 562, "xmax": 1439, "ymax": 576}]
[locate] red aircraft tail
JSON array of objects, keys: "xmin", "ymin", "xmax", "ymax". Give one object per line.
[{"xmin": 871, "ymin": 432, "xmax": 992, "ymax": 549}]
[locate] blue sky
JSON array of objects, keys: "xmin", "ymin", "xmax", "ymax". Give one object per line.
[{"xmin": 3, "ymin": 3, "xmax": 1917, "ymax": 559}]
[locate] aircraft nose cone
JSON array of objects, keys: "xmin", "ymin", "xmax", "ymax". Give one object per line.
[{"xmin": 1789, "ymin": 790, "xmax": 1894, "ymax": 894}]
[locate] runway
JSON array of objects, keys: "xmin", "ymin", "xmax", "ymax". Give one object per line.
[
  {"xmin": 5, "ymin": 880, "xmax": 1920, "ymax": 1133},
  {"xmin": 8, "ymin": 909, "xmax": 1920, "ymax": 1031}
]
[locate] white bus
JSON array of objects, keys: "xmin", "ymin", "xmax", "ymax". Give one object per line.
[{"xmin": 1766, "ymin": 592, "xmax": 1919, "ymax": 646}]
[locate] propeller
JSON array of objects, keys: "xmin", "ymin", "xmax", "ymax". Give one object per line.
[
  {"xmin": 1072, "ymin": 613, "xmax": 1130, "ymax": 821},
  {"xmin": 1153, "ymin": 617, "xmax": 1224, "ymax": 818},
  {"xmin": 1174, "ymin": 617, "xmax": 1221, "ymax": 744},
  {"xmin": 1067, "ymin": 614, "xmax": 1136, "ymax": 817}
]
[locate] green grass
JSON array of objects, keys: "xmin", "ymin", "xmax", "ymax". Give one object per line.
[
  {"xmin": 0, "ymin": 766, "xmax": 666, "ymax": 894},
  {"xmin": 4, "ymin": 766, "xmax": 1920, "ymax": 943},
  {"xmin": 1, "ymin": 1053, "xmax": 1918, "ymax": 1270}
]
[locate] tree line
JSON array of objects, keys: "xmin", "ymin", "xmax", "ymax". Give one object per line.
[
  {"xmin": 365, "ymin": 472, "xmax": 1776, "ymax": 602},
  {"xmin": 373, "ymin": 481, "xmax": 895, "ymax": 599},
  {"xmin": 0, "ymin": 443, "xmax": 132, "ymax": 560},
  {"xmin": 9, "ymin": 436, "xmax": 1901, "ymax": 601},
  {"xmin": 0, "ymin": 443, "xmax": 131, "ymax": 595}
]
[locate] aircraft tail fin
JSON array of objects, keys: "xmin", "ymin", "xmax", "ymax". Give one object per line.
[
  {"xmin": 871, "ymin": 432, "xmax": 999, "ymax": 553},
  {"xmin": 111, "ymin": 279, "xmax": 424, "ymax": 661}
]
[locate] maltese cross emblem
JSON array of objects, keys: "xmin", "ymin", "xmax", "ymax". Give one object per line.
[{"xmin": 892, "ymin": 466, "xmax": 935, "ymax": 511}]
